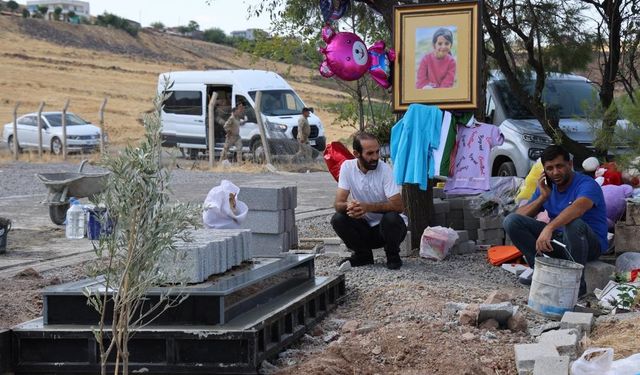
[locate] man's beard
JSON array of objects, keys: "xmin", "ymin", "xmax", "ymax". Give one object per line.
[{"xmin": 358, "ymin": 156, "xmax": 378, "ymax": 170}]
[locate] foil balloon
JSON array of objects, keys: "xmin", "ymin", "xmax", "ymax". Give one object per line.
[
  {"xmin": 318, "ymin": 25, "xmax": 395, "ymax": 89},
  {"xmin": 320, "ymin": 0, "xmax": 350, "ymax": 23}
]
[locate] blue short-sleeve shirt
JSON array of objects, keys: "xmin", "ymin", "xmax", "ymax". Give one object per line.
[{"xmin": 530, "ymin": 172, "xmax": 608, "ymax": 252}]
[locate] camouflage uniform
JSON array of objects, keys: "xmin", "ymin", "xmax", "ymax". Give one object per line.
[
  {"xmin": 296, "ymin": 115, "xmax": 312, "ymax": 159},
  {"xmin": 220, "ymin": 115, "xmax": 243, "ymax": 162}
]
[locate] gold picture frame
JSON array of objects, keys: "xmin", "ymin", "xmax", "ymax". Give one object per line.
[{"xmin": 393, "ymin": 1, "xmax": 481, "ymax": 111}]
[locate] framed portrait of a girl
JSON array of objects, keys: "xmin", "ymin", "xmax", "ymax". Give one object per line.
[{"xmin": 393, "ymin": 1, "xmax": 481, "ymax": 111}]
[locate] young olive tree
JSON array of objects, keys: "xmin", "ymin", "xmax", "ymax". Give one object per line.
[{"xmin": 85, "ymin": 88, "xmax": 200, "ymax": 375}]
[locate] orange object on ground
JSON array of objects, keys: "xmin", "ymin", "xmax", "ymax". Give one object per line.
[{"xmin": 488, "ymin": 245, "xmax": 523, "ymax": 266}]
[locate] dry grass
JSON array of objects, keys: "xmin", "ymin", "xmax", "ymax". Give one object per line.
[
  {"xmin": 0, "ymin": 16, "xmax": 353, "ymax": 149},
  {"xmin": 590, "ymin": 315, "xmax": 640, "ymax": 359}
]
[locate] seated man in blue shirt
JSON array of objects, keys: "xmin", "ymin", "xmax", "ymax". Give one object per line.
[{"xmin": 503, "ymin": 145, "xmax": 608, "ymax": 297}]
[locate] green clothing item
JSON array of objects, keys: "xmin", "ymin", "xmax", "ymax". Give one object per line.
[{"xmin": 439, "ymin": 112, "xmax": 473, "ymax": 176}]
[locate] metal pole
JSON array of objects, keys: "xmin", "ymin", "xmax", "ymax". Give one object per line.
[
  {"xmin": 36, "ymin": 101, "xmax": 46, "ymax": 159},
  {"xmin": 99, "ymin": 97, "xmax": 108, "ymax": 155},
  {"xmin": 254, "ymin": 91, "xmax": 273, "ymax": 166},
  {"xmin": 207, "ymin": 93, "xmax": 217, "ymax": 168},
  {"xmin": 12, "ymin": 102, "xmax": 20, "ymax": 160},
  {"xmin": 61, "ymin": 99, "xmax": 70, "ymax": 160}
]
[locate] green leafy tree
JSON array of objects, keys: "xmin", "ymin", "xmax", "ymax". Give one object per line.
[
  {"xmin": 37, "ymin": 5, "xmax": 48, "ymax": 18},
  {"xmin": 53, "ymin": 6, "xmax": 62, "ymax": 21},
  {"xmin": 96, "ymin": 12, "xmax": 140, "ymax": 36},
  {"xmin": 86, "ymin": 86, "xmax": 200, "ymax": 375},
  {"xmin": 150, "ymin": 21, "xmax": 165, "ymax": 30},
  {"xmin": 7, "ymin": 0, "xmax": 19, "ymax": 13},
  {"xmin": 187, "ymin": 20, "xmax": 200, "ymax": 32},
  {"xmin": 203, "ymin": 27, "xmax": 227, "ymax": 44}
]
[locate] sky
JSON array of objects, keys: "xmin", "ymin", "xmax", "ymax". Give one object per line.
[{"xmin": 85, "ymin": 0, "xmax": 275, "ymax": 34}]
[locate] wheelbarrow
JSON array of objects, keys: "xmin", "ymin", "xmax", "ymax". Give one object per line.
[{"xmin": 36, "ymin": 160, "xmax": 110, "ymax": 225}]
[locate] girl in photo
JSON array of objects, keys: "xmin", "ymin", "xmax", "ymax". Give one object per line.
[{"xmin": 416, "ymin": 27, "xmax": 456, "ymax": 89}]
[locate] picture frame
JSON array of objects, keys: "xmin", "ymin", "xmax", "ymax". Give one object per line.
[{"xmin": 393, "ymin": 1, "xmax": 481, "ymax": 111}]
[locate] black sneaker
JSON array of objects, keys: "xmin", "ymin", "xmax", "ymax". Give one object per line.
[
  {"xmin": 386, "ymin": 258, "xmax": 402, "ymax": 270},
  {"xmin": 338, "ymin": 256, "xmax": 374, "ymax": 268},
  {"xmin": 518, "ymin": 271, "xmax": 533, "ymax": 286}
]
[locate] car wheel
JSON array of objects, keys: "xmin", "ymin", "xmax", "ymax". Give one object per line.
[
  {"xmin": 51, "ymin": 137, "xmax": 63, "ymax": 155},
  {"xmin": 497, "ymin": 161, "xmax": 517, "ymax": 176},
  {"xmin": 251, "ymin": 140, "xmax": 265, "ymax": 164},
  {"xmin": 8, "ymin": 135, "xmax": 21, "ymax": 154}
]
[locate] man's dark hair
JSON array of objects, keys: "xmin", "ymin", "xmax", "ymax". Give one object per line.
[
  {"xmin": 302, "ymin": 107, "xmax": 311, "ymax": 113},
  {"xmin": 352, "ymin": 132, "xmax": 378, "ymax": 154},
  {"xmin": 541, "ymin": 145, "xmax": 571, "ymax": 164}
]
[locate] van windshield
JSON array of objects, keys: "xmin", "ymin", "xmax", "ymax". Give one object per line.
[
  {"xmin": 493, "ymin": 79, "xmax": 599, "ymax": 119},
  {"xmin": 249, "ymin": 90, "xmax": 305, "ymax": 116}
]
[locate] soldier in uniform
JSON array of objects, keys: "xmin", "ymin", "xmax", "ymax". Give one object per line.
[
  {"xmin": 220, "ymin": 104, "xmax": 245, "ymax": 162},
  {"xmin": 296, "ymin": 107, "xmax": 312, "ymax": 160}
]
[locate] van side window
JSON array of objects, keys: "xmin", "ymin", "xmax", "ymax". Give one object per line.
[
  {"xmin": 235, "ymin": 95, "xmax": 257, "ymax": 123},
  {"xmin": 163, "ymin": 91, "xmax": 202, "ymax": 116}
]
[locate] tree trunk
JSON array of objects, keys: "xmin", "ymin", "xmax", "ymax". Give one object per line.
[{"xmin": 402, "ymin": 182, "xmax": 433, "ymax": 250}]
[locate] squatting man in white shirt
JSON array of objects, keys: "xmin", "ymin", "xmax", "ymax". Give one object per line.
[{"xmin": 331, "ymin": 132, "xmax": 408, "ymax": 270}]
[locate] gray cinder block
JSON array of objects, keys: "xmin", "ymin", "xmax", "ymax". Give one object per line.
[
  {"xmin": 585, "ymin": 261, "xmax": 615, "ymax": 294},
  {"xmin": 514, "ymin": 343, "xmax": 559, "ymax": 374},
  {"xmin": 239, "ymin": 186, "xmax": 288, "ymax": 211},
  {"xmin": 480, "ymin": 215, "xmax": 505, "ymax": 229},
  {"xmin": 560, "ymin": 312, "xmax": 594, "ymax": 335},
  {"xmin": 477, "ymin": 228, "xmax": 505, "ymax": 241},
  {"xmin": 241, "ymin": 210, "xmax": 285, "ymax": 234},
  {"xmin": 537, "ymin": 329, "xmax": 580, "ymax": 359},
  {"xmin": 533, "ymin": 356, "xmax": 569, "ymax": 375},
  {"xmin": 253, "ymin": 232, "xmax": 289, "ymax": 256}
]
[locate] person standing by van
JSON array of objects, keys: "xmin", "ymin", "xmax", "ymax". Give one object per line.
[
  {"xmin": 296, "ymin": 107, "xmax": 312, "ymax": 160},
  {"xmin": 220, "ymin": 104, "xmax": 245, "ymax": 162}
]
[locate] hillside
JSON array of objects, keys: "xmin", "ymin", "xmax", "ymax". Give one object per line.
[{"xmin": 0, "ymin": 16, "xmax": 352, "ymax": 146}]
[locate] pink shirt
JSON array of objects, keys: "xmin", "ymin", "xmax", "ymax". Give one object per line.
[
  {"xmin": 444, "ymin": 123, "xmax": 504, "ymax": 194},
  {"xmin": 416, "ymin": 52, "xmax": 456, "ymax": 89}
]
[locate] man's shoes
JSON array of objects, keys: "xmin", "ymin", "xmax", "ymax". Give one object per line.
[
  {"xmin": 338, "ymin": 256, "xmax": 374, "ymax": 268},
  {"xmin": 518, "ymin": 268, "xmax": 533, "ymax": 286},
  {"xmin": 386, "ymin": 257, "xmax": 402, "ymax": 270}
]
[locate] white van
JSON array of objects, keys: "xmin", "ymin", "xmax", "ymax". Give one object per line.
[{"xmin": 157, "ymin": 70, "xmax": 326, "ymax": 159}]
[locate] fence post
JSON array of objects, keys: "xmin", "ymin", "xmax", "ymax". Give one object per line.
[
  {"xmin": 207, "ymin": 93, "xmax": 217, "ymax": 168},
  {"xmin": 99, "ymin": 97, "xmax": 108, "ymax": 155},
  {"xmin": 61, "ymin": 99, "xmax": 70, "ymax": 160},
  {"xmin": 254, "ymin": 91, "xmax": 273, "ymax": 167},
  {"xmin": 36, "ymin": 101, "xmax": 46, "ymax": 159},
  {"xmin": 12, "ymin": 102, "xmax": 20, "ymax": 160}
]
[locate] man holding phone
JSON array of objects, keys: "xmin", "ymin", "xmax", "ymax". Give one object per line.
[{"xmin": 503, "ymin": 145, "xmax": 608, "ymax": 297}]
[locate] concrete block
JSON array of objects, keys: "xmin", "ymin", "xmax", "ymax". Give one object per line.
[
  {"xmin": 286, "ymin": 209, "xmax": 296, "ymax": 232},
  {"xmin": 533, "ymin": 356, "xmax": 570, "ymax": 375},
  {"xmin": 537, "ymin": 329, "xmax": 580, "ymax": 359},
  {"xmin": 433, "ymin": 199, "xmax": 450, "ymax": 214},
  {"xmin": 463, "ymin": 209, "xmax": 480, "ymax": 222},
  {"xmin": 585, "ymin": 260, "xmax": 615, "ymax": 294},
  {"xmin": 478, "ymin": 302, "xmax": 515, "ymax": 326},
  {"xmin": 452, "ymin": 240, "xmax": 476, "ymax": 255},
  {"xmin": 514, "ymin": 343, "xmax": 559, "ymax": 374},
  {"xmin": 288, "ymin": 185, "xmax": 298, "ymax": 209},
  {"xmin": 431, "ymin": 213, "xmax": 447, "ymax": 227},
  {"xmin": 241, "ymin": 210, "xmax": 285, "ymax": 234},
  {"xmin": 467, "ymin": 229, "xmax": 478, "ymax": 241},
  {"xmin": 447, "ymin": 198, "xmax": 468, "ymax": 210},
  {"xmin": 479, "ymin": 215, "xmax": 505, "ymax": 229},
  {"xmin": 560, "ymin": 312, "xmax": 594, "ymax": 335},
  {"xmin": 477, "ymin": 228, "xmax": 505, "ymax": 241},
  {"xmin": 433, "ymin": 187, "xmax": 445, "ymax": 199},
  {"xmin": 448, "ymin": 219, "xmax": 465, "ymax": 231},
  {"xmin": 253, "ymin": 232, "xmax": 289, "ymax": 256},
  {"xmin": 455, "ymin": 230, "xmax": 469, "ymax": 243},
  {"xmin": 463, "ymin": 218, "xmax": 480, "ymax": 230},
  {"xmin": 614, "ymin": 222, "xmax": 640, "ymax": 253},
  {"xmin": 476, "ymin": 237, "xmax": 504, "ymax": 247},
  {"xmin": 626, "ymin": 201, "xmax": 640, "ymax": 225},
  {"xmin": 239, "ymin": 186, "xmax": 288, "ymax": 211},
  {"xmin": 448, "ymin": 209, "xmax": 464, "ymax": 220},
  {"xmin": 505, "ymin": 234, "xmax": 513, "ymax": 246},
  {"xmin": 290, "ymin": 225, "xmax": 299, "ymax": 249}
]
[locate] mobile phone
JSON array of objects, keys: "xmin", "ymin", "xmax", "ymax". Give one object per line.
[{"xmin": 545, "ymin": 173, "xmax": 553, "ymax": 187}]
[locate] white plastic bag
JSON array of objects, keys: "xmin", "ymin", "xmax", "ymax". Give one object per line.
[
  {"xmin": 202, "ymin": 180, "xmax": 248, "ymax": 229},
  {"xmin": 419, "ymin": 226, "xmax": 459, "ymax": 261},
  {"xmin": 611, "ymin": 353, "xmax": 640, "ymax": 375},
  {"xmin": 571, "ymin": 348, "xmax": 614, "ymax": 375}
]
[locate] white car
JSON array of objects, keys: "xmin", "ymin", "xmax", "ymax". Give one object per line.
[{"xmin": 2, "ymin": 112, "xmax": 105, "ymax": 155}]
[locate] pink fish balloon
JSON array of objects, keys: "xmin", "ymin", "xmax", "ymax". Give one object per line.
[{"xmin": 319, "ymin": 25, "xmax": 395, "ymax": 89}]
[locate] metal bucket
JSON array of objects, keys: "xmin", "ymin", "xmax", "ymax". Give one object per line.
[
  {"xmin": 0, "ymin": 217, "xmax": 11, "ymax": 254},
  {"xmin": 528, "ymin": 257, "xmax": 584, "ymax": 319}
]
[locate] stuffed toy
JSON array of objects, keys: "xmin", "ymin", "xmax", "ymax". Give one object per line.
[
  {"xmin": 595, "ymin": 162, "xmax": 622, "ymax": 186},
  {"xmin": 601, "ymin": 184, "xmax": 633, "ymax": 229},
  {"xmin": 319, "ymin": 25, "xmax": 395, "ymax": 89},
  {"xmin": 516, "ymin": 159, "xmax": 543, "ymax": 202}
]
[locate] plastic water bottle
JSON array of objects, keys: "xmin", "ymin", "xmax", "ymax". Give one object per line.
[{"xmin": 65, "ymin": 199, "xmax": 85, "ymax": 239}]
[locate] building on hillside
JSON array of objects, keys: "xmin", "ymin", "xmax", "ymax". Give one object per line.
[
  {"xmin": 230, "ymin": 28, "xmax": 267, "ymax": 41},
  {"xmin": 26, "ymin": 0, "xmax": 89, "ymax": 20}
]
